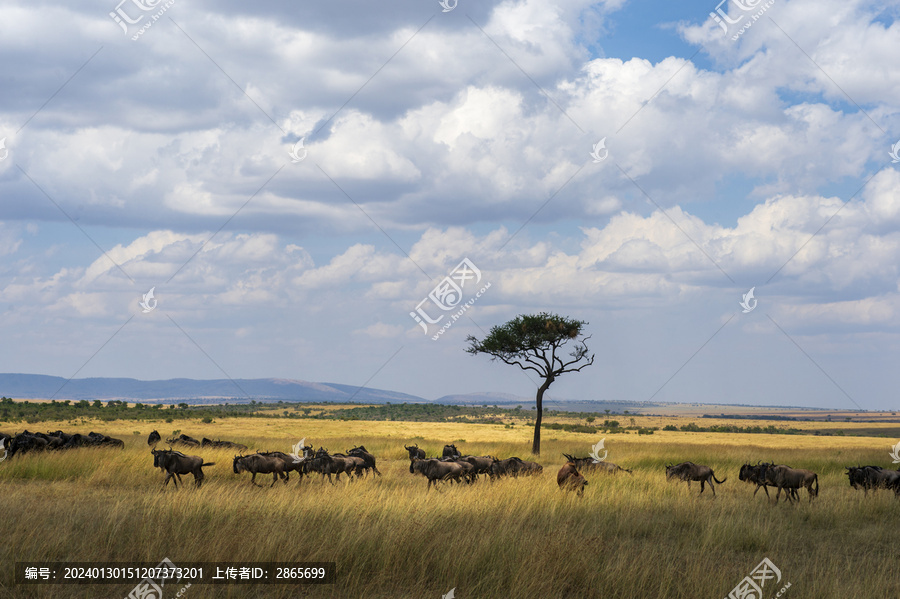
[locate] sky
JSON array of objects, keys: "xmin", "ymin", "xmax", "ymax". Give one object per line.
[{"xmin": 1, "ymin": 0, "xmax": 899, "ymax": 410}]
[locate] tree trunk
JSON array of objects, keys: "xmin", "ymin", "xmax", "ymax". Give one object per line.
[{"xmin": 532, "ymin": 378, "xmax": 553, "ymax": 455}]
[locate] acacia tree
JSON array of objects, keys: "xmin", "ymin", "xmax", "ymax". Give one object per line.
[{"xmin": 466, "ymin": 313, "xmax": 594, "ymax": 455}]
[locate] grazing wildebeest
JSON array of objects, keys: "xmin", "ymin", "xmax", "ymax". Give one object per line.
[
  {"xmin": 769, "ymin": 465, "xmax": 818, "ymax": 503},
  {"xmin": 233, "ymin": 453, "xmax": 288, "ymax": 487},
  {"xmin": 152, "ymin": 449, "xmax": 214, "ymax": 488},
  {"xmin": 846, "ymin": 466, "xmax": 899, "ymax": 497},
  {"xmin": 404, "ymin": 444, "xmax": 426, "ymax": 460},
  {"xmin": 665, "ymin": 462, "xmax": 727, "ymax": 497},
  {"xmin": 147, "ymin": 430, "xmax": 161, "ymax": 448},
  {"xmin": 201, "ymin": 438, "xmax": 249, "ymax": 452},
  {"xmin": 442, "ymin": 444, "xmax": 461, "ymax": 459},
  {"xmin": 347, "ymin": 446, "xmax": 381, "ymax": 477},
  {"xmin": 410, "ymin": 458, "xmax": 465, "ymax": 491},
  {"xmin": 562, "ymin": 454, "xmax": 631, "ymax": 475},
  {"xmin": 557, "ymin": 462, "xmax": 587, "ymax": 497},
  {"xmin": 167, "ymin": 434, "xmax": 201, "ymax": 448}
]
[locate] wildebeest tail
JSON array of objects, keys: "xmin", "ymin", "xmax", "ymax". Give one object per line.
[
  {"xmin": 713, "ymin": 475, "xmax": 727, "ymax": 484},
  {"xmin": 202, "ymin": 462, "xmax": 216, "ymax": 467},
  {"xmin": 814, "ymin": 474, "xmax": 819, "ymax": 497}
]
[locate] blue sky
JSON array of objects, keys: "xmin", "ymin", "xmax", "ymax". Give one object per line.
[{"xmin": 1, "ymin": 0, "xmax": 899, "ymax": 410}]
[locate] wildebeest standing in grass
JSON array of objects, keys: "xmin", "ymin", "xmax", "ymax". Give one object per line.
[
  {"xmin": 562, "ymin": 454, "xmax": 631, "ymax": 475},
  {"xmin": 665, "ymin": 462, "xmax": 727, "ymax": 497},
  {"xmin": 769, "ymin": 465, "xmax": 818, "ymax": 503},
  {"xmin": 557, "ymin": 462, "xmax": 587, "ymax": 497},
  {"xmin": 257, "ymin": 451, "xmax": 304, "ymax": 483},
  {"xmin": 147, "ymin": 430, "xmax": 161, "ymax": 448},
  {"xmin": 404, "ymin": 444, "xmax": 426, "ymax": 460},
  {"xmin": 846, "ymin": 466, "xmax": 900, "ymax": 497},
  {"xmin": 347, "ymin": 446, "xmax": 381, "ymax": 477},
  {"xmin": 310, "ymin": 448, "xmax": 364, "ymax": 484},
  {"xmin": 410, "ymin": 458, "xmax": 465, "ymax": 491},
  {"xmin": 233, "ymin": 453, "xmax": 287, "ymax": 487},
  {"xmin": 442, "ymin": 444, "xmax": 461, "ymax": 459},
  {"xmin": 152, "ymin": 449, "xmax": 214, "ymax": 489},
  {"xmin": 463, "ymin": 455, "xmax": 494, "ymax": 479},
  {"xmin": 739, "ymin": 462, "xmax": 798, "ymax": 501}
]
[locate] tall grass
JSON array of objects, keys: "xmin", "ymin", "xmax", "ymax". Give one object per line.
[{"xmin": 0, "ymin": 419, "xmax": 898, "ymax": 598}]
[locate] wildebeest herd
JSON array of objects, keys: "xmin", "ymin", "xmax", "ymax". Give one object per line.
[
  {"xmin": 0, "ymin": 429, "xmax": 124, "ymax": 457},
  {"xmin": 2, "ymin": 430, "xmax": 898, "ymax": 503}
]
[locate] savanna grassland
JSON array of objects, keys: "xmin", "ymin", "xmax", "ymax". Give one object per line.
[{"xmin": 1, "ymin": 415, "xmax": 899, "ymax": 599}]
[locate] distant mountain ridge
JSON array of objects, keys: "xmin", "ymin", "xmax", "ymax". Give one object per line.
[{"xmin": 0, "ymin": 373, "xmax": 426, "ymax": 404}]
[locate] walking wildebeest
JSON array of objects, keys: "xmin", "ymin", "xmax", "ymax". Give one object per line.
[
  {"xmin": 152, "ymin": 449, "xmax": 214, "ymax": 489},
  {"xmin": 309, "ymin": 448, "xmax": 364, "ymax": 484},
  {"xmin": 463, "ymin": 455, "xmax": 495, "ymax": 480},
  {"xmin": 557, "ymin": 462, "xmax": 587, "ymax": 497},
  {"xmin": 147, "ymin": 430, "xmax": 161, "ymax": 448},
  {"xmin": 562, "ymin": 454, "xmax": 632, "ymax": 475},
  {"xmin": 769, "ymin": 465, "xmax": 818, "ymax": 503},
  {"xmin": 442, "ymin": 444, "xmax": 461, "ymax": 459},
  {"xmin": 347, "ymin": 446, "xmax": 381, "ymax": 477},
  {"xmin": 410, "ymin": 458, "xmax": 465, "ymax": 491},
  {"xmin": 738, "ymin": 462, "xmax": 798, "ymax": 500},
  {"xmin": 846, "ymin": 466, "xmax": 898, "ymax": 497},
  {"xmin": 233, "ymin": 453, "xmax": 287, "ymax": 487},
  {"xmin": 665, "ymin": 462, "xmax": 727, "ymax": 496},
  {"xmin": 257, "ymin": 451, "xmax": 305, "ymax": 483},
  {"xmin": 404, "ymin": 444, "xmax": 426, "ymax": 460}
]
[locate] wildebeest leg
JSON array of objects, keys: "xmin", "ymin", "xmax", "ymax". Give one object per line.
[
  {"xmin": 251, "ymin": 472, "xmax": 262, "ymax": 487},
  {"xmin": 195, "ymin": 470, "xmax": 203, "ymax": 488},
  {"xmin": 699, "ymin": 480, "xmax": 705, "ymax": 495}
]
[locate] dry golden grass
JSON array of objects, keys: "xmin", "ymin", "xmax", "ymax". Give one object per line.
[{"xmin": 1, "ymin": 417, "xmax": 899, "ymax": 598}]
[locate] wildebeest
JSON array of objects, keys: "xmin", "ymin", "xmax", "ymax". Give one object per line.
[
  {"xmin": 147, "ymin": 430, "xmax": 161, "ymax": 448},
  {"xmin": 846, "ymin": 466, "xmax": 899, "ymax": 497},
  {"xmin": 738, "ymin": 462, "xmax": 798, "ymax": 500},
  {"xmin": 152, "ymin": 449, "xmax": 214, "ymax": 488},
  {"xmin": 309, "ymin": 448, "xmax": 364, "ymax": 484},
  {"xmin": 257, "ymin": 451, "xmax": 306, "ymax": 483},
  {"xmin": 404, "ymin": 444, "xmax": 426, "ymax": 460},
  {"xmin": 201, "ymin": 438, "xmax": 249, "ymax": 452},
  {"xmin": 442, "ymin": 444, "xmax": 461, "ymax": 459},
  {"xmin": 347, "ymin": 446, "xmax": 381, "ymax": 477},
  {"xmin": 410, "ymin": 458, "xmax": 465, "ymax": 491},
  {"xmin": 769, "ymin": 465, "xmax": 818, "ymax": 503},
  {"xmin": 233, "ymin": 453, "xmax": 287, "ymax": 487},
  {"xmin": 665, "ymin": 462, "xmax": 727, "ymax": 496},
  {"xmin": 562, "ymin": 454, "xmax": 632, "ymax": 475},
  {"xmin": 557, "ymin": 462, "xmax": 587, "ymax": 497},
  {"xmin": 167, "ymin": 434, "xmax": 201, "ymax": 448},
  {"xmin": 462, "ymin": 455, "xmax": 494, "ymax": 479}
]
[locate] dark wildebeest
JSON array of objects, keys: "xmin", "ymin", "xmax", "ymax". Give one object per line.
[
  {"xmin": 769, "ymin": 465, "xmax": 818, "ymax": 503},
  {"xmin": 410, "ymin": 458, "xmax": 464, "ymax": 491},
  {"xmin": 665, "ymin": 462, "xmax": 727, "ymax": 497},
  {"xmin": 147, "ymin": 430, "xmax": 161, "ymax": 448},
  {"xmin": 167, "ymin": 434, "xmax": 201, "ymax": 448},
  {"xmin": 310, "ymin": 448, "xmax": 364, "ymax": 484},
  {"xmin": 152, "ymin": 449, "xmax": 214, "ymax": 488},
  {"xmin": 442, "ymin": 444, "xmax": 461, "ymax": 459},
  {"xmin": 347, "ymin": 446, "xmax": 381, "ymax": 477},
  {"xmin": 233, "ymin": 453, "xmax": 288, "ymax": 487},
  {"xmin": 201, "ymin": 438, "xmax": 249, "ymax": 452},
  {"xmin": 404, "ymin": 444, "xmax": 426, "ymax": 460},
  {"xmin": 7, "ymin": 432, "xmax": 49, "ymax": 457},
  {"xmin": 463, "ymin": 456, "xmax": 494, "ymax": 479},
  {"xmin": 562, "ymin": 454, "xmax": 631, "ymax": 475},
  {"xmin": 257, "ymin": 451, "xmax": 304, "ymax": 483},
  {"xmin": 557, "ymin": 462, "xmax": 587, "ymax": 497},
  {"xmin": 738, "ymin": 462, "xmax": 797, "ymax": 500},
  {"xmin": 846, "ymin": 466, "xmax": 899, "ymax": 497},
  {"xmin": 490, "ymin": 457, "xmax": 526, "ymax": 479}
]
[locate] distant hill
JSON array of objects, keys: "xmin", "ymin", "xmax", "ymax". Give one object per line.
[{"xmin": 0, "ymin": 373, "xmax": 426, "ymax": 404}]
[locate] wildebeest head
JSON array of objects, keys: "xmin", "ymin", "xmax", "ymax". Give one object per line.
[{"xmin": 233, "ymin": 455, "xmax": 246, "ymax": 474}]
